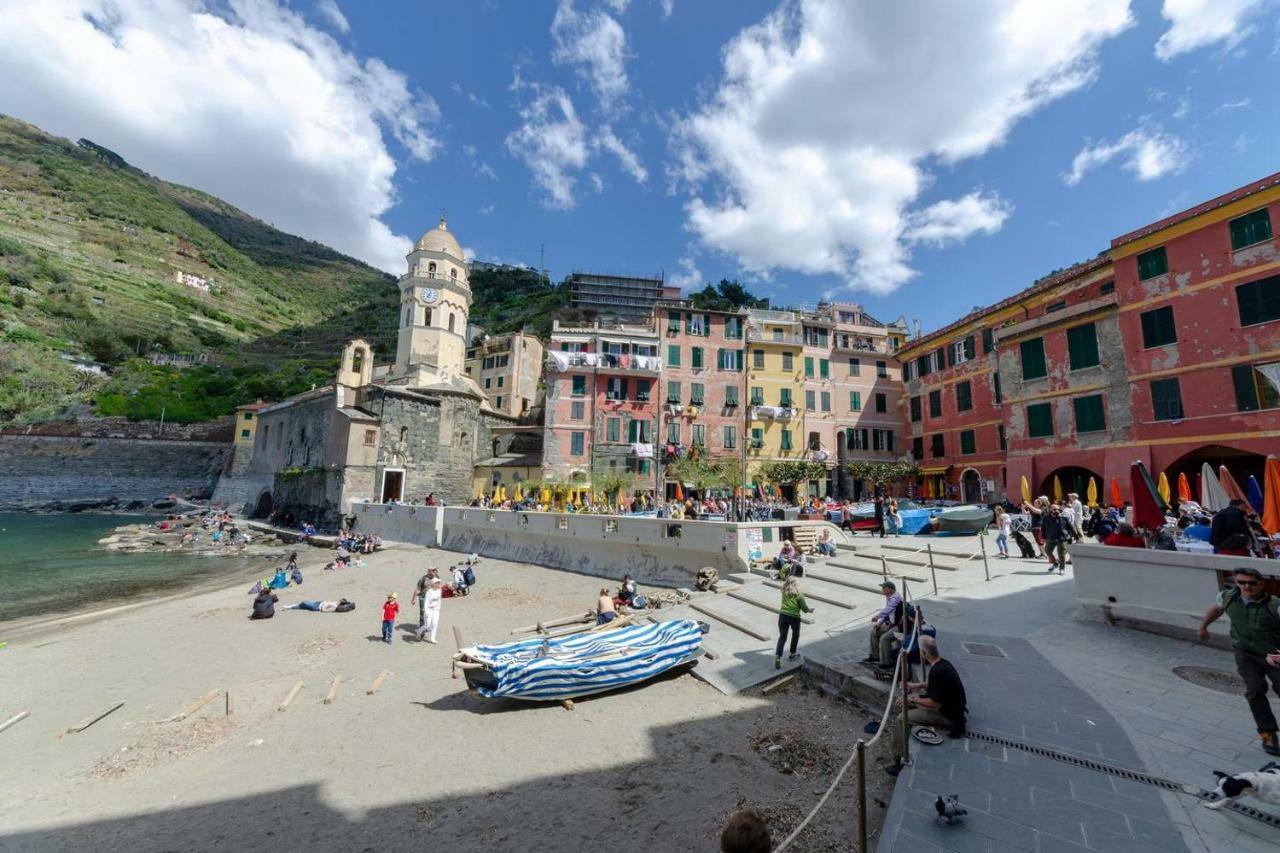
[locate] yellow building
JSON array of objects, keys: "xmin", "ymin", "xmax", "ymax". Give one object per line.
[
  {"xmin": 233, "ymin": 400, "xmax": 267, "ymax": 447},
  {"xmin": 745, "ymin": 309, "xmax": 807, "ymax": 488}
]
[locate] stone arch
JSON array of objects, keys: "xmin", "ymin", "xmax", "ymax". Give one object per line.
[
  {"xmin": 337, "ymin": 338, "xmax": 375, "ymax": 387},
  {"xmin": 960, "ymin": 467, "xmax": 983, "ymax": 503},
  {"xmin": 1038, "ymin": 464, "xmax": 1102, "ymax": 503},
  {"xmin": 1165, "ymin": 443, "xmax": 1267, "ymax": 499},
  {"xmin": 251, "ymin": 489, "xmax": 273, "ymax": 519},
  {"xmin": 428, "ymin": 261, "xmax": 437, "ymax": 275}
]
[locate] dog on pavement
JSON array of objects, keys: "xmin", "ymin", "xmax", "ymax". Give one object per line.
[
  {"xmin": 1204, "ymin": 765, "xmax": 1280, "ymax": 810},
  {"xmin": 1010, "ymin": 529, "xmax": 1037, "ymax": 559}
]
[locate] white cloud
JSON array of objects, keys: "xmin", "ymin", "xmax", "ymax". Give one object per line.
[
  {"xmin": 673, "ymin": 0, "xmax": 1133, "ymax": 294},
  {"xmin": 1155, "ymin": 0, "xmax": 1267, "ymax": 60},
  {"xmin": 0, "ymin": 0, "xmax": 439, "ymax": 274},
  {"xmin": 505, "ymin": 83, "xmax": 588, "ymax": 208},
  {"xmin": 668, "ymin": 255, "xmax": 703, "ymax": 291},
  {"xmin": 596, "ymin": 126, "xmax": 648, "ymax": 184},
  {"xmin": 1063, "ymin": 128, "xmax": 1190, "ymax": 185},
  {"xmin": 603, "ymin": 0, "xmax": 630, "ymax": 11},
  {"xmin": 659, "ymin": 0, "xmax": 674, "ymax": 20},
  {"xmin": 551, "ymin": 0, "xmax": 630, "ymax": 111},
  {"xmin": 315, "ymin": 0, "xmax": 349, "ymax": 34}
]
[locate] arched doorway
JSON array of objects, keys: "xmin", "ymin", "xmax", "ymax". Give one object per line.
[
  {"xmin": 1166, "ymin": 444, "xmax": 1267, "ymax": 504},
  {"xmin": 961, "ymin": 469, "xmax": 983, "ymax": 503},
  {"xmin": 1038, "ymin": 466, "xmax": 1102, "ymax": 503},
  {"xmin": 252, "ymin": 490, "xmax": 273, "ymax": 519}
]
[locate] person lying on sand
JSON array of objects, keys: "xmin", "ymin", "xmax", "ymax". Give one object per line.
[{"xmin": 282, "ymin": 599, "xmax": 355, "ymax": 613}]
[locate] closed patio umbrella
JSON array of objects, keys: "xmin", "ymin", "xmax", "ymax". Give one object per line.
[
  {"xmin": 1219, "ymin": 466, "xmax": 1249, "ymax": 505},
  {"xmin": 1246, "ymin": 476, "xmax": 1264, "ymax": 515},
  {"xmin": 1020, "ymin": 475, "xmax": 1031, "ymax": 504},
  {"xmin": 1053, "ymin": 475, "xmax": 1064, "ymax": 501},
  {"xmin": 1157, "ymin": 471, "xmax": 1171, "ymax": 504},
  {"xmin": 1130, "ymin": 461, "xmax": 1167, "ymax": 530},
  {"xmin": 1110, "ymin": 478, "xmax": 1123, "ymax": 508},
  {"xmin": 1176, "ymin": 472, "xmax": 1192, "ymax": 503},
  {"xmin": 1086, "ymin": 477, "xmax": 1098, "ymax": 507},
  {"xmin": 1199, "ymin": 463, "xmax": 1228, "ymax": 512},
  {"xmin": 1263, "ymin": 455, "xmax": 1280, "ymax": 536}
]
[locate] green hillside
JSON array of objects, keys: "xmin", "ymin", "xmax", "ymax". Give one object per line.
[{"xmin": 0, "ymin": 115, "xmax": 400, "ymax": 424}]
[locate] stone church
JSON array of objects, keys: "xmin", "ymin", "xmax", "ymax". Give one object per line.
[{"xmin": 233, "ymin": 218, "xmax": 511, "ymax": 525}]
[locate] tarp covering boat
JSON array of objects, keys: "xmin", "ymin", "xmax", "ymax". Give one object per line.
[
  {"xmin": 461, "ymin": 619, "xmax": 703, "ymax": 700},
  {"xmin": 936, "ymin": 505, "xmax": 993, "ymax": 534}
]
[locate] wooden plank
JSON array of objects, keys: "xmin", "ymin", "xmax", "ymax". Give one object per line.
[
  {"xmin": 452, "ymin": 625, "xmax": 465, "ymax": 651},
  {"xmin": 367, "ymin": 670, "xmax": 392, "ymax": 695},
  {"xmin": 0, "ymin": 711, "xmax": 30, "ymax": 734},
  {"xmin": 323, "ymin": 675, "xmax": 341, "ymax": 705},
  {"xmin": 727, "ymin": 590, "xmax": 815, "ymax": 624},
  {"xmin": 688, "ymin": 601, "xmax": 769, "ymax": 641},
  {"xmin": 157, "ymin": 690, "xmax": 217, "ymax": 723},
  {"xmin": 225, "ymin": 690, "xmax": 233, "ymax": 717},
  {"xmin": 762, "ymin": 674, "xmax": 797, "ymax": 695},
  {"xmin": 510, "ymin": 611, "xmax": 593, "ymax": 635},
  {"xmin": 66, "ymin": 701, "xmax": 124, "ymax": 734},
  {"xmin": 277, "ymin": 681, "xmax": 304, "ymax": 712},
  {"xmin": 762, "ymin": 579, "xmax": 854, "ymax": 609}
]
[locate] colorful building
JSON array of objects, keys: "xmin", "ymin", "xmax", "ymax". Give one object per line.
[
  {"xmin": 743, "ymin": 309, "xmax": 807, "ymax": 495},
  {"xmin": 464, "ymin": 331, "xmax": 544, "ymax": 418}
]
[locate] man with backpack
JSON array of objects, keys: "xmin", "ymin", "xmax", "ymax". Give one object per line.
[{"xmin": 1198, "ymin": 567, "xmax": 1280, "ymax": 756}]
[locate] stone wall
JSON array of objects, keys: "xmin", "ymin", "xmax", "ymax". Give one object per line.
[
  {"xmin": 372, "ymin": 389, "xmax": 498, "ymax": 507},
  {"xmin": 0, "ymin": 435, "xmax": 230, "ymax": 508},
  {"xmin": 0, "ymin": 415, "xmax": 234, "ymax": 442}
]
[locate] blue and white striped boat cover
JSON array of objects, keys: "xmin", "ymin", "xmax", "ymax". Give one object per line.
[{"xmin": 467, "ymin": 619, "xmax": 703, "ymax": 700}]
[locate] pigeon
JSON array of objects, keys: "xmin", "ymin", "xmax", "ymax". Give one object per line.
[{"xmin": 935, "ymin": 795, "xmax": 967, "ymax": 823}]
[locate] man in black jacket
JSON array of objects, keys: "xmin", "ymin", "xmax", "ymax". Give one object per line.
[
  {"xmin": 893, "ymin": 637, "xmax": 967, "ymax": 760},
  {"xmin": 1210, "ymin": 499, "xmax": 1251, "ymax": 553},
  {"xmin": 1043, "ymin": 503, "xmax": 1068, "ymax": 574}
]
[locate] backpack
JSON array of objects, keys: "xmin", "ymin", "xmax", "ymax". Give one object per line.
[
  {"xmin": 1225, "ymin": 588, "xmax": 1280, "ymax": 619},
  {"xmin": 463, "ymin": 566, "xmax": 476, "ymax": 587},
  {"xmin": 892, "ymin": 599, "xmax": 917, "ymax": 631}
]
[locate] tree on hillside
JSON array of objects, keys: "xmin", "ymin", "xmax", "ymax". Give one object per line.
[{"xmin": 687, "ymin": 279, "xmax": 769, "ymax": 312}]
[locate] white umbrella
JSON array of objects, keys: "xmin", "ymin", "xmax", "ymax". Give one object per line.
[{"xmin": 1200, "ymin": 462, "xmax": 1229, "ymax": 512}]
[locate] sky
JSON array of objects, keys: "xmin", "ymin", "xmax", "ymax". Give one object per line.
[{"xmin": 0, "ymin": 0, "xmax": 1277, "ymax": 333}]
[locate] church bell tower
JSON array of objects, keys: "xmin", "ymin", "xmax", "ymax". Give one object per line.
[{"xmin": 393, "ymin": 217, "xmax": 472, "ymax": 386}]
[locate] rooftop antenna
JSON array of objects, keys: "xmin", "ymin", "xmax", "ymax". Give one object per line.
[{"xmin": 539, "ymin": 242, "xmax": 546, "ymax": 279}]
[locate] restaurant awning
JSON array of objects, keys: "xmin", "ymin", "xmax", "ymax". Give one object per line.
[{"xmin": 919, "ymin": 466, "xmax": 950, "ymax": 476}]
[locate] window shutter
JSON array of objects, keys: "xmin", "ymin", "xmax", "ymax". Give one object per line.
[
  {"xmin": 964, "ymin": 336, "xmax": 975, "ymax": 360},
  {"xmin": 1232, "ymin": 365, "xmax": 1260, "ymax": 412}
]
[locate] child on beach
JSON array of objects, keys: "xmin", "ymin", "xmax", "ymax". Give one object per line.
[{"xmin": 381, "ymin": 592, "xmax": 399, "ymax": 643}]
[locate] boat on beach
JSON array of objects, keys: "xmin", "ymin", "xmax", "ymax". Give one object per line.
[
  {"xmin": 455, "ymin": 618, "xmax": 704, "ymax": 701},
  {"xmin": 935, "ymin": 505, "xmax": 994, "ymax": 534}
]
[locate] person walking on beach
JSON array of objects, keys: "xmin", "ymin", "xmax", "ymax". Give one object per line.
[
  {"xmin": 775, "ymin": 576, "xmax": 815, "ymax": 669},
  {"xmin": 416, "ymin": 579, "xmax": 443, "ymax": 643},
  {"xmin": 994, "ymin": 506, "xmax": 1011, "ymax": 558},
  {"xmin": 1197, "ymin": 567, "xmax": 1280, "ymax": 756},
  {"xmin": 411, "ymin": 567, "xmax": 436, "ymax": 634},
  {"xmin": 381, "ymin": 592, "xmax": 399, "ymax": 644}
]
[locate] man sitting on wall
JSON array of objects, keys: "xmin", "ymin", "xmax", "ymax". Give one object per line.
[{"xmin": 863, "ymin": 581, "xmax": 902, "ymax": 669}]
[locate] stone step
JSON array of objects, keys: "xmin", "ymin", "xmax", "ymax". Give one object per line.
[
  {"xmin": 800, "ymin": 566, "xmax": 899, "ymax": 595},
  {"xmin": 761, "ymin": 577, "xmax": 857, "ymax": 610}
]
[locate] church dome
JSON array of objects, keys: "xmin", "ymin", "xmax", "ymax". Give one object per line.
[{"xmin": 414, "ymin": 217, "xmax": 464, "ymax": 260}]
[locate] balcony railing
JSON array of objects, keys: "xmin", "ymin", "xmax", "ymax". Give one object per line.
[
  {"xmin": 746, "ymin": 328, "xmax": 804, "ymax": 345},
  {"xmin": 546, "ymin": 352, "xmax": 660, "ymax": 373},
  {"xmin": 832, "ymin": 337, "xmax": 888, "ymax": 354},
  {"xmin": 750, "ymin": 406, "xmax": 798, "ymax": 420}
]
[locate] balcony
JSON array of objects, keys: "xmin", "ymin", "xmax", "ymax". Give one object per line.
[
  {"xmin": 750, "ymin": 406, "xmax": 797, "ymax": 420},
  {"xmin": 832, "ymin": 337, "xmax": 888, "ymax": 354},
  {"xmin": 597, "ymin": 353, "xmax": 661, "ymax": 373},
  {"xmin": 746, "ymin": 328, "xmax": 804, "ymax": 345}
]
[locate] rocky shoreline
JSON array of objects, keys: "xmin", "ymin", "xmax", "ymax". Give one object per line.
[
  {"xmin": 98, "ymin": 518, "xmax": 293, "ymax": 558},
  {"xmin": 0, "ymin": 496, "xmax": 201, "ymax": 515}
]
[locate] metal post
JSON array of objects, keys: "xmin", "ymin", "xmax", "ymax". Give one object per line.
[
  {"xmin": 980, "ymin": 532, "xmax": 990, "ymax": 581},
  {"xmin": 856, "ymin": 739, "xmax": 867, "ymax": 852},
  {"xmin": 880, "ymin": 554, "xmax": 888, "ymax": 580},
  {"xmin": 899, "ymin": 579, "xmax": 911, "ymax": 767},
  {"xmin": 926, "ymin": 543, "xmax": 938, "ymax": 595}
]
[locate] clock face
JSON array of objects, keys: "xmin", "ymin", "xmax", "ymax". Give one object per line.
[{"xmin": 421, "ymin": 288, "xmax": 439, "ymax": 305}]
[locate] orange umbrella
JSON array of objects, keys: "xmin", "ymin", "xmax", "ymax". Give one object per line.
[
  {"xmin": 674, "ymin": 482, "xmax": 684, "ymax": 502},
  {"xmin": 1219, "ymin": 465, "xmax": 1249, "ymax": 505},
  {"xmin": 1263, "ymin": 455, "xmax": 1280, "ymax": 535},
  {"xmin": 1110, "ymin": 478, "xmax": 1122, "ymax": 508},
  {"xmin": 1176, "ymin": 472, "xmax": 1191, "ymax": 503}
]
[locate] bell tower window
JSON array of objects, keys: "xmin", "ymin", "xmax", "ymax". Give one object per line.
[
  {"xmin": 450, "ymin": 268, "xmax": 457, "ymax": 280},
  {"xmin": 424, "ymin": 308, "xmax": 432, "ymax": 326},
  {"xmin": 448, "ymin": 313, "xmax": 456, "ymax": 333},
  {"xmin": 428, "ymin": 261, "xmax": 437, "ymax": 276}
]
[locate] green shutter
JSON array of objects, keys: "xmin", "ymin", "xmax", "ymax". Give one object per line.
[
  {"xmin": 956, "ymin": 381, "xmax": 972, "ymax": 412},
  {"xmin": 725, "ymin": 385, "xmax": 739, "ymax": 406},
  {"xmin": 820, "ymin": 391, "xmax": 830, "ymax": 412},
  {"xmin": 667, "ymin": 380, "xmax": 681, "ymax": 403},
  {"xmin": 960, "ymin": 430, "xmax": 975, "ymax": 455},
  {"xmin": 1137, "ymin": 246, "xmax": 1168, "ymax": 280},
  {"xmin": 1237, "ymin": 274, "xmax": 1280, "ymax": 327},
  {"xmin": 780, "ymin": 388, "xmax": 792, "ymax": 407},
  {"xmin": 1151, "ymin": 378, "xmax": 1183, "ymax": 420},
  {"xmin": 667, "ymin": 344, "xmax": 680, "ymax": 367},
  {"xmin": 1140, "ymin": 306, "xmax": 1177, "ymax": 348},
  {"xmin": 851, "ymin": 391, "xmax": 862, "ymax": 412},
  {"xmin": 910, "ymin": 395, "xmax": 920, "ymax": 421},
  {"xmin": 781, "ymin": 430, "xmax": 793, "ymax": 451},
  {"xmin": 982, "ymin": 328, "xmax": 995, "ymax": 354},
  {"xmin": 1066, "ymin": 323, "xmax": 1100, "ymax": 370},
  {"xmin": 1232, "ymin": 364, "xmax": 1260, "ymax": 412},
  {"xmin": 691, "ymin": 383, "xmax": 704, "ymax": 404},
  {"xmin": 1230, "ymin": 209, "xmax": 1272, "ymax": 251},
  {"xmin": 820, "ymin": 359, "xmax": 829, "ymax": 378},
  {"xmin": 964, "ymin": 336, "xmax": 975, "ymax": 360},
  {"xmin": 1020, "ymin": 338, "xmax": 1047, "ymax": 380},
  {"xmin": 1073, "ymin": 395, "xmax": 1106, "ymax": 433},
  {"xmin": 804, "ymin": 356, "xmax": 814, "ymax": 377},
  {"xmin": 929, "ymin": 390, "xmax": 941, "ymax": 417},
  {"xmin": 1027, "ymin": 402, "xmax": 1053, "ymax": 437},
  {"xmin": 691, "ymin": 347, "xmax": 704, "ymax": 369},
  {"xmin": 606, "ymin": 418, "xmax": 620, "ymax": 442}
]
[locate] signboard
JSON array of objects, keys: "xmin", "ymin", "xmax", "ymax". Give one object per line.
[{"xmin": 746, "ymin": 528, "xmax": 764, "ymax": 561}]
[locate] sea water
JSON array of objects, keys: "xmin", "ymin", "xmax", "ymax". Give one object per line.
[{"xmin": 0, "ymin": 513, "xmax": 272, "ymax": 623}]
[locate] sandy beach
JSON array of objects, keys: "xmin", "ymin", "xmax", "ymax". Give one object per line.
[{"xmin": 0, "ymin": 541, "xmax": 892, "ymax": 852}]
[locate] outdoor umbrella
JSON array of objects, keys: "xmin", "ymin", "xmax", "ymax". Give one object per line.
[
  {"xmin": 1261, "ymin": 454, "xmax": 1280, "ymax": 535},
  {"xmin": 1053, "ymin": 475, "xmax": 1064, "ymax": 501},
  {"xmin": 1157, "ymin": 472, "xmax": 1171, "ymax": 504},
  {"xmin": 1086, "ymin": 477, "xmax": 1098, "ymax": 507},
  {"xmin": 1130, "ymin": 461, "xmax": 1167, "ymax": 529},
  {"xmin": 674, "ymin": 482, "xmax": 684, "ymax": 502},
  {"xmin": 1176, "ymin": 472, "xmax": 1192, "ymax": 503},
  {"xmin": 1020, "ymin": 475, "xmax": 1031, "ymax": 504},
  {"xmin": 1246, "ymin": 476, "xmax": 1264, "ymax": 515},
  {"xmin": 513, "ymin": 483, "xmax": 523, "ymax": 502},
  {"xmin": 1110, "ymin": 478, "xmax": 1123, "ymax": 508},
  {"xmin": 1219, "ymin": 466, "xmax": 1249, "ymax": 505},
  {"xmin": 1199, "ymin": 463, "xmax": 1228, "ymax": 511}
]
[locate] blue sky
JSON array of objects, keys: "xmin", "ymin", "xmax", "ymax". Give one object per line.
[{"xmin": 1, "ymin": 1, "xmax": 1277, "ymax": 333}]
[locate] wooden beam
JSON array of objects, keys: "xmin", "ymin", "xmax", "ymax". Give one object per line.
[
  {"xmin": 0, "ymin": 711, "xmax": 30, "ymax": 734},
  {"xmin": 452, "ymin": 625, "xmax": 465, "ymax": 651},
  {"xmin": 157, "ymin": 690, "xmax": 217, "ymax": 724},
  {"xmin": 762, "ymin": 674, "xmax": 797, "ymax": 695},
  {"xmin": 323, "ymin": 675, "xmax": 341, "ymax": 705},
  {"xmin": 366, "ymin": 670, "xmax": 392, "ymax": 695},
  {"xmin": 727, "ymin": 590, "xmax": 815, "ymax": 624},
  {"xmin": 510, "ymin": 611, "xmax": 593, "ymax": 635},
  {"xmin": 688, "ymin": 601, "xmax": 769, "ymax": 641},
  {"xmin": 225, "ymin": 690, "xmax": 233, "ymax": 717},
  {"xmin": 277, "ymin": 681, "xmax": 304, "ymax": 712},
  {"xmin": 66, "ymin": 701, "xmax": 124, "ymax": 734}
]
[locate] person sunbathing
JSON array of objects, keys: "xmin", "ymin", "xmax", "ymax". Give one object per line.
[{"xmin": 282, "ymin": 599, "xmax": 355, "ymax": 612}]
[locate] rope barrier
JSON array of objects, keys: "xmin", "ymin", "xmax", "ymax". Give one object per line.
[{"xmin": 772, "ymin": 581, "xmax": 922, "ymax": 853}]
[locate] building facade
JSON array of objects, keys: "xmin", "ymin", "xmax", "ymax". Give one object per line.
[
  {"xmin": 567, "ymin": 270, "xmax": 681, "ymax": 320},
  {"xmin": 464, "ymin": 331, "xmax": 544, "ymax": 418}
]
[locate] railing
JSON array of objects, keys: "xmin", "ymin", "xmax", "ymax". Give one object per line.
[
  {"xmin": 832, "ymin": 338, "xmax": 888, "ymax": 353},
  {"xmin": 747, "ymin": 309, "xmax": 798, "ymax": 323},
  {"xmin": 750, "ymin": 406, "xmax": 797, "ymax": 420},
  {"xmin": 746, "ymin": 328, "xmax": 804, "ymax": 345}
]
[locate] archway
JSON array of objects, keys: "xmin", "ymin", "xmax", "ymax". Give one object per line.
[
  {"xmin": 252, "ymin": 490, "xmax": 273, "ymax": 519},
  {"xmin": 1165, "ymin": 444, "xmax": 1267, "ymax": 504},
  {"xmin": 961, "ymin": 468, "xmax": 983, "ymax": 503},
  {"xmin": 1038, "ymin": 465, "xmax": 1102, "ymax": 503}
]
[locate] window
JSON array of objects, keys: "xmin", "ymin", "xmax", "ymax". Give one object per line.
[
  {"xmin": 875, "ymin": 392, "xmax": 887, "ymax": 413},
  {"xmin": 636, "ymin": 379, "xmax": 651, "ymax": 401},
  {"xmin": 780, "ymin": 430, "xmax": 794, "ymax": 451},
  {"xmin": 667, "ymin": 344, "xmax": 681, "ymax": 367},
  {"xmin": 808, "ymin": 431, "xmax": 822, "ymax": 451},
  {"xmin": 912, "ymin": 437, "xmax": 924, "ymax": 460},
  {"xmin": 667, "ymin": 422, "xmax": 681, "ymax": 444},
  {"xmin": 805, "ymin": 389, "xmax": 816, "ymax": 411},
  {"xmin": 424, "ymin": 308, "xmax": 432, "ymax": 326},
  {"xmin": 782, "ymin": 352, "xmax": 794, "ymax": 371},
  {"xmin": 690, "ymin": 383, "xmax": 705, "ymax": 405},
  {"xmin": 692, "ymin": 424, "xmax": 706, "ymax": 447},
  {"xmin": 667, "ymin": 310, "xmax": 681, "ymax": 334},
  {"xmin": 915, "ymin": 354, "xmax": 931, "ymax": 378},
  {"xmin": 931, "ymin": 434, "xmax": 945, "ymax": 458},
  {"xmin": 997, "ymin": 424, "xmax": 1006, "ymax": 450},
  {"xmin": 1073, "ymin": 394, "xmax": 1106, "ymax": 433},
  {"xmin": 955, "ymin": 381, "xmax": 972, "ymax": 412},
  {"xmin": 1137, "ymin": 246, "xmax": 1168, "ymax": 280},
  {"xmin": 667, "ymin": 381, "xmax": 682, "ymax": 404},
  {"xmin": 1151, "ymin": 378, "xmax": 1184, "ymax": 421},
  {"xmin": 718, "ymin": 348, "xmax": 743, "ymax": 371},
  {"xmin": 448, "ymin": 314, "xmax": 456, "ymax": 333},
  {"xmin": 725, "ymin": 386, "xmax": 739, "ymax": 407},
  {"xmin": 1232, "ymin": 362, "xmax": 1280, "ymax": 411},
  {"xmin": 495, "ymin": 396, "xmax": 504, "ymax": 409},
  {"xmin": 723, "ymin": 426, "xmax": 737, "ymax": 449},
  {"xmin": 629, "ymin": 420, "xmax": 649, "ymax": 443},
  {"xmin": 1100, "ymin": 281, "xmax": 1115, "ymax": 295},
  {"xmin": 982, "ymin": 328, "xmax": 995, "ymax": 354},
  {"xmin": 960, "ymin": 429, "xmax": 976, "ymax": 455},
  {"xmin": 243, "ymin": 412, "xmax": 254, "ymax": 421},
  {"xmin": 570, "ymin": 432, "xmax": 585, "ymax": 456},
  {"xmin": 606, "ymin": 418, "xmax": 621, "ymax": 442},
  {"xmin": 1020, "ymin": 337, "xmax": 1047, "ymax": 380},
  {"xmin": 820, "ymin": 359, "xmax": 829, "ymax": 379},
  {"xmin": 1237, "ymin": 274, "xmax": 1280, "ymax": 327},
  {"xmin": 751, "ymin": 428, "xmax": 764, "ymax": 448},
  {"xmin": 820, "ymin": 391, "xmax": 831, "ymax": 412},
  {"xmin": 872, "ymin": 429, "xmax": 884, "ymax": 451},
  {"xmin": 804, "ymin": 356, "xmax": 815, "ymax": 378},
  {"xmin": 779, "ymin": 388, "xmax": 793, "ymax": 407},
  {"xmin": 1230, "ymin": 208, "xmax": 1272, "ymax": 251},
  {"xmin": 363, "ymin": 428, "xmax": 376, "ymax": 446},
  {"xmin": 849, "ymin": 358, "xmax": 861, "ymax": 376},
  {"xmin": 484, "ymin": 377, "xmax": 492, "ymax": 389},
  {"xmin": 750, "ymin": 386, "xmax": 764, "ymax": 406},
  {"xmin": 240, "ymin": 429, "xmax": 250, "ymax": 439},
  {"xmin": 1066, "ymin": 323, "xmax": 1100, "ymax": 370},
  {"xmin": 497, "ymin": 376, "xmax": 505, "ymax": 388},
  {"xmin": 928, "ymin": 390, "xmax": 942, "ymax": 418},
  {"xmin": 1026, "ymin": 402, "xmax": 1053, "ymax": 437},
  {"xmin": 605, "ymin": 377, "xmax": 627, "ymax": 399},
  {"xmin": 571, "ymin": 375, "xmax": 586, "ymax": 396},
  {"xmin": 1045, "ymin": 301, "xmax": 1067, "ymax": 314},
  {"xmin": 1140, "ymin": 306, "xmax": 1177, "ymax": 348},
  {"xmin": 909, "ymin": 395, "xmax": 921, "ymax": 421},
  {"xmin": 876, "ymin": 360, "xmax": 887, "ymax": 377},
  {"xmin": 993, "ymin": 372, "xmax": 1002, "ymax": 405},
  {"xmin": 753, "ymin": 349, "xmax": 765, "ymax": 369},
  {"xmin": 570, "ymin": 401, "xmax": 585, "ymax": 420},
  {"xmin": 725, "ymin": 316, "xmax": 743, "ymax": 339},
  {"xmin": 850, "ymin": 391, "xmax": 862, "ymax": 412},
  {"xmin": 691, "ymin": 347, "xmax": 704, "ymax": 369}
]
